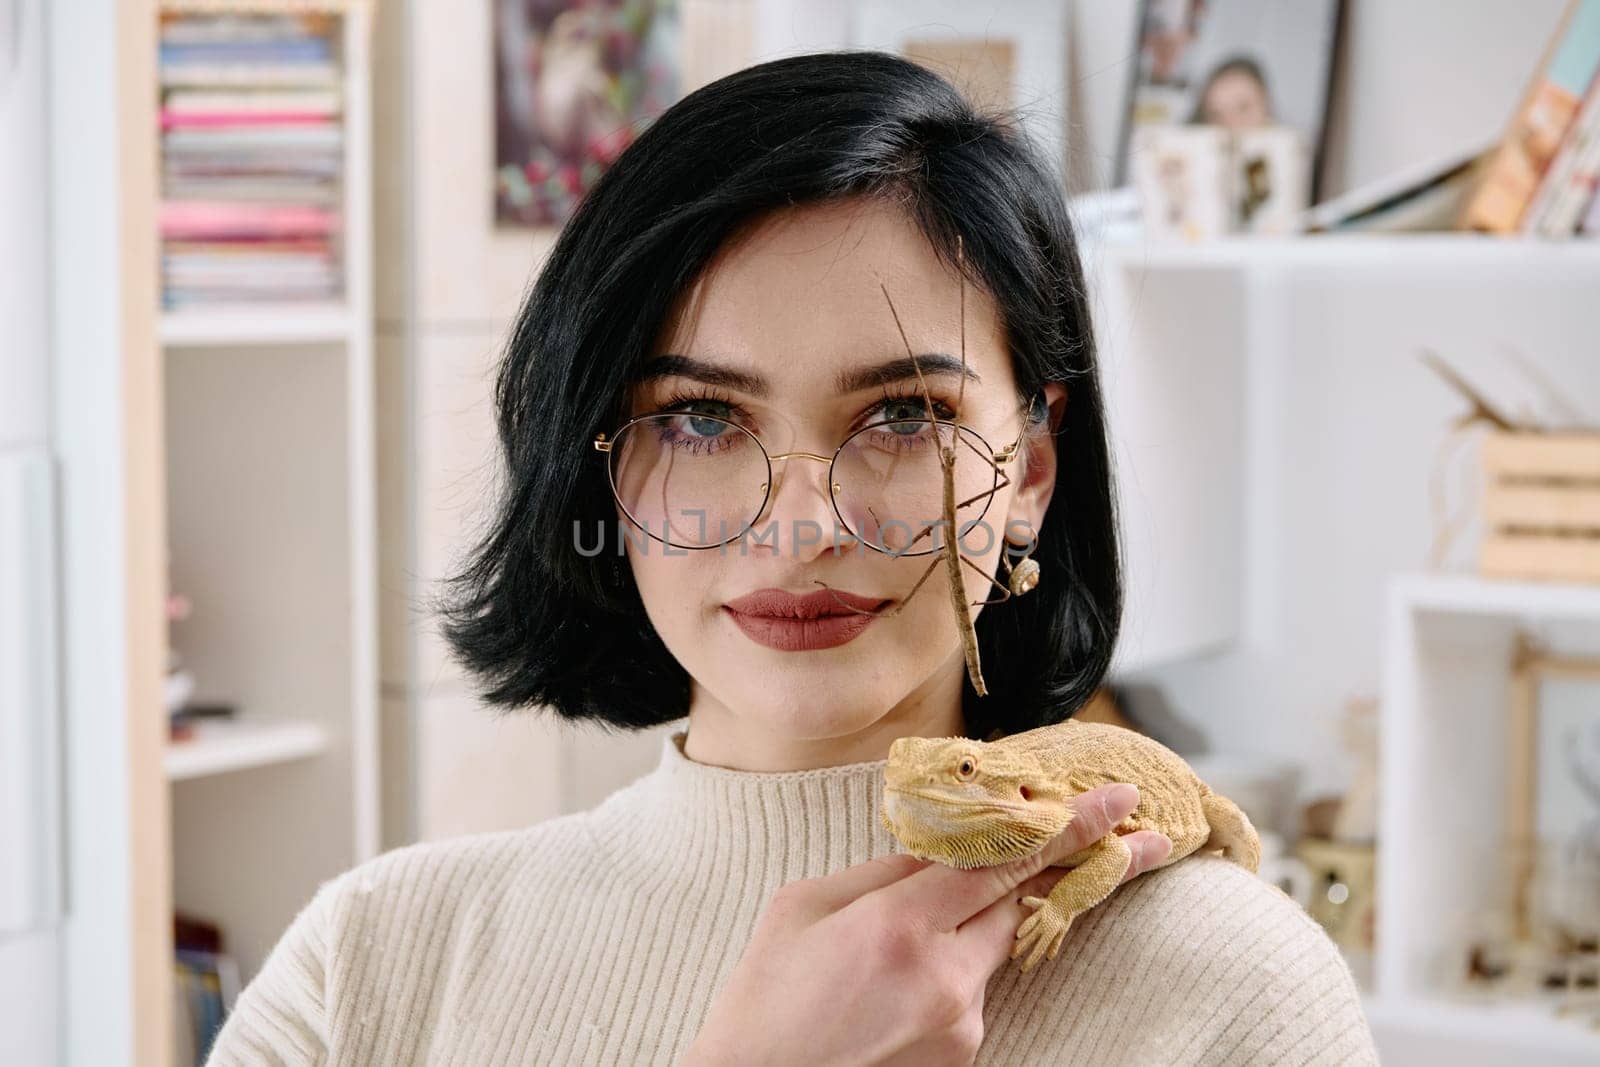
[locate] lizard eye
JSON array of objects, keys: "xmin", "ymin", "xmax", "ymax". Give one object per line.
[{"xmin": 955, "ymin": 757, "xmax": 976, "ymax": 780}]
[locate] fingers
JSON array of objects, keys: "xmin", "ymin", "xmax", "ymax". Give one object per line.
[
  {"xmin": 1120, "ymin": 831, "xmax": 1171, "ymax": 884},
  {"xmin": 953, "ymin": 829, "xmax": 1173, "ymax": 974},
  {"xmin": 869, "ymin": 783, "xmax": 1143, "ymax": 933},
  {"xmin": 800, "ymin": 853, "xmax": 933, "ymax": 914}
]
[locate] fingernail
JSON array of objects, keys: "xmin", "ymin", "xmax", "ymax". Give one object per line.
[
  {"xmin": 1108, "ymin": 782, "xmax": 1139, "ymax": 813},
  {"xmin": 1145, "ymin": 834, "xmax": 1173, "ymax": 865}
]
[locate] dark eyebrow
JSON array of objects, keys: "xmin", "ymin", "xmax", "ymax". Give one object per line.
[{"xmin": 638, "ymin": 352, "xmax": 982, "ymax": 398}]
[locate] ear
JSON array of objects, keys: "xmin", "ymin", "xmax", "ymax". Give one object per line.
[{"xmin": 1004, "ymin": 382, "xmax": 1067, "ymax": 545}]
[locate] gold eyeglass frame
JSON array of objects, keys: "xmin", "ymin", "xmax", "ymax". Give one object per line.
[{"xmin": 591, "ymin": 390, "xmax": 1041, "ymax": 555}]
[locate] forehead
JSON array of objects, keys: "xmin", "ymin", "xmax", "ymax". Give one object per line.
[{"xmin": 651, "ymin": 197, "xmax": 1013, "ymax": 396}]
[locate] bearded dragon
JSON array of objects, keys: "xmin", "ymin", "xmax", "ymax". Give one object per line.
[{"xmin": 880, "ymin": 718, "xmax": 1262, "ymax": 973}]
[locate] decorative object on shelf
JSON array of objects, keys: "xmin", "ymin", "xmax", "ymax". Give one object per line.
[
  {"xmin": 1231, "ymin": 124, "xmax": 1309, "ymax": 235},
  {"xmin": 1290, "ymin": 695, "xmax": 1376, "ymax": 848},
  {"xmin": 1130, "ymin": 122, "xmax": 1308, "ymax": 239},
  {"xmin": 1418, "ymin": 344, "xmax": 1600, "ymax": 579},
  {"xmin": 853, "ymin": 0, "xmax": 1070, "ymax": 181},
  {"xmin": 1296, "ymin": 836, "xmax": 1376, "ymax": 957},
  {"xmin": 156, "ymin": 6, "xmax": 348, "ymax": 308},
  {"xmin": 1438, "ymin": 905, "xmax": 1600, "ymax": 1028},
  {"xmin": 1480, "ymin": 431, "xmax": 1600, "ymax": 583},
  {"xmin": 1331, "ymin": 696, "xmax": 1379, "ymax": 843},
  {"xmin": 1130, "ymin": 124, "xmax": 1233, "ymax": 240},
  {"xmin": 165, "ymin": 586, "xmax": 197, "ymax": 737},
  {"xmin": 493, "ymin": 0, "xmax": 680, "ymax": 227},
  {"xmin": 1506, "ymin": 634, "xmax": 1600, "ymax": 941},
  {"xmin": 1115, "ymin": 0, "xmax": 1343, "ymax": 205},
  {"xmin": 1290, "ymin": 694, "xmax": 1378, "ymax": 976}
]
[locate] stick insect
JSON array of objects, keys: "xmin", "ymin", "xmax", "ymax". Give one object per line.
[{"xmin": 811, "ymin": 238, "xmax": 1034, "ymax": 698}]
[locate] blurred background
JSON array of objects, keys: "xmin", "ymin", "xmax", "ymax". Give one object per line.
[{"xmin": 4, "ymin": 0, "xmax": 1600, "ymax": 1063}]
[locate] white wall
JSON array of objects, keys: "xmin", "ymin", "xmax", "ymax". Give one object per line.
[{"xmin": 0, "ymin": 0, "xmax": 61, "ymax": 1060}]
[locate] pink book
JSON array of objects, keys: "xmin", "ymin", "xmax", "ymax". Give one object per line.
[
  {"xmin": 159, "ymin": 201, "xmax": 338, "ymax": 239},
  {"xmin": 160, "ymin": 109, "xmax": 336, "ymax": 130}
]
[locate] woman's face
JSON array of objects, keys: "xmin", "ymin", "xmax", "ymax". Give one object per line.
[
  {"xmin": 1199, "ymin": 68, "xmax": 1270, "ymax": 130},
  {"xmin": 619, "ymin": 196, "xmax": 1064, "ymax": 747}
]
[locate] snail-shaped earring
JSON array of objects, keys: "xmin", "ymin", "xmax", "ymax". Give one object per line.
[{"xmin": 1002, "ymin": 537, "xmax": 1041, "ymax": 597}]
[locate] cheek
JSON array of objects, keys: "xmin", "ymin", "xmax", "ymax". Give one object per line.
[{"xmin": 624, "ymin": 540, "xmax": 722, "ymax": 644}]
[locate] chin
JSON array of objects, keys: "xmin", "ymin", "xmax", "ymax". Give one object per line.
[{"xmin": 724, "ymin": 684, "xmax": 891, "ymax": 740}]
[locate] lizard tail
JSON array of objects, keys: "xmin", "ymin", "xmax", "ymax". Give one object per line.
[{"xmin": 1200, "ymin": 793, "xmax": 1261, "ymax": 873}]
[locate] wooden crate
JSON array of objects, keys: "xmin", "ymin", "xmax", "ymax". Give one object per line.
[{"xmin": 1479, "ymin": 431, "xmax": 1600, "ymax": 582}]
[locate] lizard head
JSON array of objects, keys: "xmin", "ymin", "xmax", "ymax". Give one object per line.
[{"xmin": 879, "ymin": 735, "xmax": 1073, "ymax": 869}]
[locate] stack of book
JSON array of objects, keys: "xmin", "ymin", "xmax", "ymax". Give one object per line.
[
  {"xmin": 172, "ymin": 913, "xmax": 240, "ymax": 1065},
  {"xmin": 158, "ymin": 11, "xmax": 344, "ymax": 310},
  {"xmin": 1458, "ymin": 0, "xmax": 1600, "ymax": 237}
]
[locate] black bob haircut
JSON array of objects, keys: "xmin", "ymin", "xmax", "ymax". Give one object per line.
[{"xmin": 435, "ymin": 50, "xmax": 1122, "ymax": 741}]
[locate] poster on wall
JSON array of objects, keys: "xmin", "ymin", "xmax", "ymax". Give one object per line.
[
  {"xmin": 493, "ymin": 0, "xmax": 680, "ymax": 227},
  {"xmin": 1115, "ymin": 0, "xmax": 1343, "ymax": 202},
  {"xmin": 853, "ymin": 0, "xmax": 1070, "ymax": 181}
]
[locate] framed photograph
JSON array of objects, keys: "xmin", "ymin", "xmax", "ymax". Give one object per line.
[
  {"xmin": 1130, "ymin": 123, "xmax": 1233, "ymax": 241},
  {"xmin": 493, "ymin": 0, "xmax": 681, "ymax": 227},
  {"xmin": 1232, "ymin": 125, "xmax": 1310, "ymax": 234},
  {"xmin": 1506, "ymin": 636, "xmax": 1600, "ymax": 942},
  {"xmin": 1115, "ymin": 0, "xmax": 1344, "ymax": 203},
  {"xmin": 853, "ymin": 0, "xmax": 1070, "ymax": 180}
]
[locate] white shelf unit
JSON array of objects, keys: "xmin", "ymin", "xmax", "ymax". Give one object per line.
[
  {"xmin": 159, "ymin": 0, "xmax": 378, "ymax": 988},
  {"xmin": 164, "ymin": 719, "xmax": 329, "ymax": 781},
  {"xmin": 1087, "ymin": 232, "xmax": 1600, "ymax": 274},
  {"xmin": 1377, "ymin": 571, "xmax": 1600, "ymax": 1065},
  {"xmin": 161, "ymin": 302, "xmax": 353, "ymax": 347},
  {"xmin": 1089, "ymin": 229, "xmax": 1600, "ymax": 680},
  {"xmin": 1082, "ymin": 229, "xmax": 1600, "ymax": 1062}
]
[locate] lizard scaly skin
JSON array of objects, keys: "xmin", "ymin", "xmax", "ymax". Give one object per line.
[{"xmin": 881, "ymin": 719, "xmax": 1262, "ymax": 973}]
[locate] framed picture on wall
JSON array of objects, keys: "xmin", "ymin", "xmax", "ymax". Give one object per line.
[
  {"xmin": 493, "ymin": 0, "xmax": 681, "ymax": 227},
  {"xmin": 853, "ymin": 0, "xmax": 1070, "ymax": 180},
  {"xmin": 1114, "ymin": 0, "xmax": 1344, "ymax": 203}
]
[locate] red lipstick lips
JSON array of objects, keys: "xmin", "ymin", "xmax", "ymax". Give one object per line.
[{"xmin": 723, "ymin": 587, "xmax": 890, "ymax": 651}]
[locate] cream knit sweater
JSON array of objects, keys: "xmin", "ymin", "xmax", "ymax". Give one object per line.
[{"xmin": 208, "ymin": 727, "xmax": 1377, "ymax": 1065}]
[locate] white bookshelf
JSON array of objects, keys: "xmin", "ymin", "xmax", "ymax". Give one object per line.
[
  {"xmin": 1086, "ymin": 232, "xmax": 1600, "ymax": 274},
  {"xmin": 1376, "ymin": 571, "xmax": 1600, "ymax": 1065},
  {"xmin": 158, "ymin": 0, "xmax": 378, "ymax": 994},
  {"xmin": 161, "ymin": 302, "xmax": 353, "ymax": 346},
  {"xmin": 1082, "ymin": 221, "xmax": 1600, "ymax": 1060},
  {"xmin": 164, "ymin": 719, "xmax": 329, "ymax": 781}
]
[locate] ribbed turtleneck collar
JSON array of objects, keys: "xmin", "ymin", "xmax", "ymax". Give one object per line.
[{"xmin": 589, "ymin": 726, "xmax": 904, "ymax": 889}]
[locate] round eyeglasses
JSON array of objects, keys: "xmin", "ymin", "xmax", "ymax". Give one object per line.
[{"xmin": 592, "ymin": 396, "xmax": 1037, "ymax": 555}]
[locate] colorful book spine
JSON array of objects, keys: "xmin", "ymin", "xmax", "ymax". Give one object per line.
[
  {"xmin": 1580, "ymin": 178, "xmax": 1600, "ymax": 232},
  {"xmin": 158, "ymin": 9, "xmax": 345, "ymax": 308},
  {"xmin": 1522, "ymin": 72, "xmax": 1600, "ymax": 235},
  {"xmin": 1458, "ymin": 0, "xmax": 1600, "ymax": 233}
]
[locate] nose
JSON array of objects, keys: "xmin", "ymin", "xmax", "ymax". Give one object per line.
[{"xmin": 757, "ymin": 448, "xmax": 855, "ymax": 560}]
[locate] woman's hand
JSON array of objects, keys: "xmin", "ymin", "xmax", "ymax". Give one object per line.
[{"xmin": 681, "ymin": 783, "xmax": 1172, "ymax": 1066}]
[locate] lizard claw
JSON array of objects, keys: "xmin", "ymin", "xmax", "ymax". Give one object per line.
[{"xmin": 1012, "ymin": 895, "xmax": 1072, "ymax": 973}]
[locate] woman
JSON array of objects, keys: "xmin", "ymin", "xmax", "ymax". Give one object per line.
[
  {"xmin": 209, "ymin": 51, "xmax": 1375, "ymax": 1065},
  {"xmin": 1189, "ymin": 55, "xmax": 1274, "ymax": 130}
]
